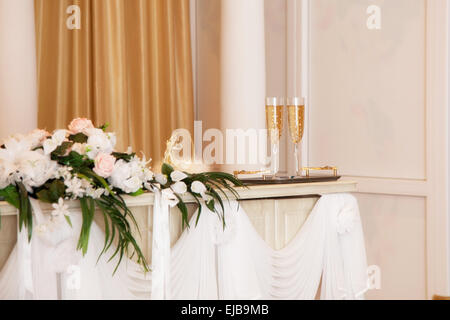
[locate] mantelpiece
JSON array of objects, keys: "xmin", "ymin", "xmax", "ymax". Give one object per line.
[{"xmin": 0, "ymin": 180, "xmax": 357, "ymax": 267}]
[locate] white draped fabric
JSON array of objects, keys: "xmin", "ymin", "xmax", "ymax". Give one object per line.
[
  {"xmin": 0, "ymin": 199, "xmax": 150, "ymax": 300},
  {"xmin": 171, "ymin": 193, "xmax": 368, "ymax": 300},
  {"xmin": 0, "ymin": 193, "xmax": 368, "ymax": 300}
]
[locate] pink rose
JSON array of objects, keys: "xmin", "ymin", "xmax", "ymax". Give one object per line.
[
  {"xmin": 93, "ymin": 153, "xmax": 116, "ymax": 178},
  {"xmin": 68, "ymin": 118, "xmax": 94, "ymax": 134}
]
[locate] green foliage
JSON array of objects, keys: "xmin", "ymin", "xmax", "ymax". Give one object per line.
[
  {"xmin": 167, "ymin": 165, "xmax": 245, "ymax": 230},
  {"xmin": 205, "ymin": 199, "xmax": 215, "ymax": 212},
  {"xmin": 112, "ymin": 152, "xmax": 136, "ymax": 162},
  {"xmin": 129, "ymin": 189, "xmax": 144, "ymax": 197},
  {"xmin": 65, "ymin": 215, "xmax": 73, "ymax": 228},
  {"xmin": 175, "ymin": 194, "xmax": 189, "ymax": 229},
  {"xmin": 100, "ymin": 123, "xmax": 110, "ymax": 131},
  {"xmin": 68, "ymin": 132, "xmax": 88, "ymax": 143},
  {"xmin": 58, "ymin": 151, "xmax": 89, "ymax": 169},
  {"xmin": 51, "ymin": 141, "xmax": 73, "ymax": 158},
  {"xmin": 77, "ymin": 197, "xmax": 96, "ymax": 255},
  {"xmin": 161, "ymin": 163, "xmax": 174, "ymax": 176},
  {"xmin": 36, "ymin": 180, "xmax": 66, "ymax": 204},
  {"xmin": 95, "ymin": 194, "xmax": 149, "ymax": 274},
  {"xmin": 0, "ymin": 185, "xmax": 21, "ymax": 230},
  {"xmin": 0, "ymin": 185, "xmax": 20, "ymax": 209},
  {"xmin": 17, "ymin": 183, "xmax": 33, "ymax": 242}
]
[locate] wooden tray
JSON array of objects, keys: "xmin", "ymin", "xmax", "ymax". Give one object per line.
[{"xmin": 240, "ymin": 175, "xmax": 341, "ymax": 185}]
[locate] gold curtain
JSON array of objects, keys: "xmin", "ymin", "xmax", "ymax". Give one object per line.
[{"xmin": 35, "ymin": 0, "xmax": 194, "ymax": 169}]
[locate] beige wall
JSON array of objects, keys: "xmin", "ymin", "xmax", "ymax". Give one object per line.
[{"xmin": 0, "ymin": 0, "xmax": 38, "ymax": 140}]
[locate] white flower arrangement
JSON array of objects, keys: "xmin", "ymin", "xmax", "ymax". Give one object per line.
[{"xmin": 0, "ymin": 118, "xmax": 243, "ymax": 272}]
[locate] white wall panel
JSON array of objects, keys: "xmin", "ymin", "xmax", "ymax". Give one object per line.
[
  {"xmin": 310, "ymin": 0, "xmax": 426, "ymax": 180},
  {"xmin": 308, "ymin": 0, "xmax": 448, "ymax": 299},
  {"xmin": 356, "ymin": 193, "xmax": 426, "ymax": 299}
]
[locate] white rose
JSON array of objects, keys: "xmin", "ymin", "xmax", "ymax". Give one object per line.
[
  {"xmin": 170, "ymin": 170, "xmax": 187, "ymax": 182},
  {"xmin": 108, "ymin": 160, "xmax": 130, "ymax": 190},
  {"xmin": 85, "ymin": 129, "xmax": 114, "ymax": 159},
  {"xmin": 108, "ymin": 159, "xmax": 144, "ymax": 193},
  {"xmin": 171, "ymin": 181, "xmax": 187, "ymax": 194},
  {"xmin": 123, "ymin": 176, "xmax": 142, "ymax": 193},
  {"xmin": 128, "ymin": 157, "xmax": 144, "ymax": 178}
]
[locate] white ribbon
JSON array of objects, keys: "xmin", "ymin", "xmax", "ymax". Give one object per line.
[
  {"xmin": 151, "ymin": 187, "xmax": 171, "ymax": 299},
  {"xmin": 16, "ymin": 199, "xmax": 81, "ymax": 299},
  {"xmin": 17, "ymin": 223, "xmax": 33, "ymax": 299}
]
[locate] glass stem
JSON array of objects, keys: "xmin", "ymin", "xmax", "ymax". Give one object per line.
[
  {"xmin": 272, "ymin": 143, "xmax": 279, "ymax": 175},
  {"xmin": 294, "ymin": 143, "xmax": 299, "ymax": 176}
]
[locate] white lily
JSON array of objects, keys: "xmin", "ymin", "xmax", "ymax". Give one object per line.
[
  {"xmin": 170, "ymin": 170, "xmax": 187, "ymax": 182},
  {"xmin": 191, "ymin": 180, "xmax": 206, "ymax": 194},
  {"xmin": 43, "ymin": 129, "xmax": 67, "ymax": 155},
  {"xmin": 191, "ymin": 180, "xmax": 211, "ymax": 202},
  {"xmin": 171, "ymin": 181, "xmax": 187, "ymax": 194},
  {"xmin": 161, "ymin": 188, "xmax": 179, "ymax": 207},
  {"xmin": 155, "ymin": 173, "xmax": 168, "ymax": 185}
]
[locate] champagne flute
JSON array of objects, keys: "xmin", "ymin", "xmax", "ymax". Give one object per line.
[
  {"xmin": 265, "ymin": 97, "xmax": 284, "ymax": 176},
  {"xmin": 287, "ymin": 97, "xmax": 305, "ymax": 176}
]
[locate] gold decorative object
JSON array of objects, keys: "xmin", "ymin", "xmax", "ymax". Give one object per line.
[
  {"xmin": 432, "ymin": 295, "xmax": 450, "ymax": 300},
  {"xmin": 163, "ymin": 134, "xmax": 184, "ymax": 169},
  {"xmin": 302, "ymin": 166, "xmax": 338, "ymax": 177},
  {"xmin": 233, "ymin": 170, "xmax": 271, "ymax": 178}
]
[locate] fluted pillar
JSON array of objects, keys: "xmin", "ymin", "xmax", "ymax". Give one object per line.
[
  {"xmin": 0, "ymin": 0, "xmax": 38, "ymax": 139},
  {"xmin": 220, "ymin": 0, "xmax": 266, "ymax": 173}
]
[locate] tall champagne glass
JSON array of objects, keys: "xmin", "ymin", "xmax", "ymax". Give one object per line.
[
  {"xmin": 265, "ymin": 97, "xmax": 284, "ymax": 176},
  {"xmin": 287, "ymin": 97, "xmax": 305, "ymax": 176}
]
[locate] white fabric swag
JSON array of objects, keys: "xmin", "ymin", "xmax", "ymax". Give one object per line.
[{"xmin": 0, "ymin": 193, "xmax": 368, "ymax": 300}]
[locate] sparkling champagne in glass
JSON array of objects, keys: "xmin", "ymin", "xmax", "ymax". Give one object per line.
[
  {"xmin": 265, "ymin": 97, "xmax": 284, "ymax": 176},
  {"xmin": 287, "ymin": 97, "xmax": 305, "ymax": 176}
]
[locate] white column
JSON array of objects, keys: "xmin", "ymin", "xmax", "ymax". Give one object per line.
[
  {"xmin": 220, "ymin": 0, "xmax": 266, "ymax": 173},
  {"xmin": 0, "ymin": 0, "xmax": 38, "ymax": 139}
]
